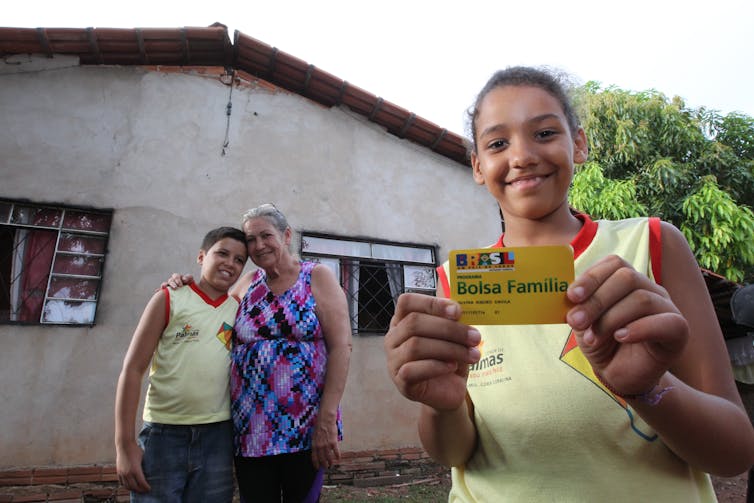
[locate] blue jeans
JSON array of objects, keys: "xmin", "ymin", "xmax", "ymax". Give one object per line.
[{"xmin": 132, "ymin": 420, "xmax": 234, "ymax": 503}]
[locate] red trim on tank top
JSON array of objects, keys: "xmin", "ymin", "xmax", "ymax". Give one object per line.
[
  {"xmin": 189, "ymin": 282, "xmax": 229, "ymax": 308},
  {"xmin": 437, "ymin": 264, "xmax": 451, "ymax": 298},
  {"xmin": 649, "ymin": 217, "xmax": 662, "ymax": 285},
  {"xmin": 161, "ymin": 287, "xmax": 170, "ymax": 330},
  {"xmin": 494, "ymin": 213, "xmax": 598, "ymax": 259},
  {"xmin": 438, "ymin": 213, "xmax": 599, "ymax": 295},
  {"xmin": 570, "ymin": 213, "xmax": 598, "ymax": 259},
  {"xmin": 438, "ymin": 214, "xmax": 659, "ymax": 296}
]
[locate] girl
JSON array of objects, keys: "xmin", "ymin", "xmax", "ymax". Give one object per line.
[{"xmin": 384, "ymin": 66, "xmax": 754, "ymax": 501}]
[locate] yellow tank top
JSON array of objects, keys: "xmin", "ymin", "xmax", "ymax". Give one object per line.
[
  {"xmin": 143, "ymin": 283, "xmax": 237, "ymax": 424},
  {"xmin": 439, "ymin": 215, "xmax": 716, "ymax": 502}
]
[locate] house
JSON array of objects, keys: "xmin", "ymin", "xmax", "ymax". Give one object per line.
[
  {"xmin": 0, "ymin": 23, "xmax": 501, "ymax": 484},
  {"xmin": 0, "ymin": 23, "xmax": 749, "ymax": 492}
]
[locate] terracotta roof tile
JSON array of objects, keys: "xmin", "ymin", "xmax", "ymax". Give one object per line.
[
  {"xmin": 0, "ymin": 23, "xmax": 746, "ymax": 338},
  {"xmin": 0, "ymin": 24, "xmax": 466, "ymax": 163}
]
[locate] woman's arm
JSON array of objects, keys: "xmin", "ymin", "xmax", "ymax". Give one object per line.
[
  {"xmin": 163, "ymin": 270, "xmax": 253, "ymax": 301},
  {"xmin": 229, "ymin": 271, "xmax": 254, "ymax": 300},
  {"xmin": 114, "ymin": 289, "xmax": 167, "ymax": 493},
  {"xmin": 310, "ymin": 264, "xmax": 352, "ymax": 469}
]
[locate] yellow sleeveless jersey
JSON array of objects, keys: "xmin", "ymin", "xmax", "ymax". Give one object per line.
[
  {"xmin": 143, "ymin": 283, "xmax": 237, "ymax": 424},
  {"xmin": 438, "ymin": 215, "xmax": 716, "ymax": 503}
]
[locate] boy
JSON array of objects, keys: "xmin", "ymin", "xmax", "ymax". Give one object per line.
[{"xmin": 115, "ymin": 226, "xmax": 248, "ymax": 502}]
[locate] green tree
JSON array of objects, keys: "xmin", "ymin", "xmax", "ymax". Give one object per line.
[{"xmin": 570, "ymin": 84, "xmax": 754, "ymax": 282}]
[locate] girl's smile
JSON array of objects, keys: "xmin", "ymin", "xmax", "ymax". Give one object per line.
[{"xmin": 505, "ymin": 172, "xmax": 553, "ymax": 190}]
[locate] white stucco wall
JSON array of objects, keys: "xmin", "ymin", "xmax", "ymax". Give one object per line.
[{"xmin": 0, "ymin": 56, "xmax": 500, "ymax": 468}]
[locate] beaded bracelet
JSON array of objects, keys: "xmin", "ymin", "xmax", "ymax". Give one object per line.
[{"xmin": 594, "ymin": 371, "xmax": 674, "ymax": 406}]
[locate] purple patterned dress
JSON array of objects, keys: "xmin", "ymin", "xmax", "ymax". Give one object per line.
[{"xmin": 231, "ymin": 261, "xmax": 342, "ymax": 457}]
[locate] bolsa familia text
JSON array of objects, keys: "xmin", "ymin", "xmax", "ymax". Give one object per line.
[{"xmin": 457, "ymin": 277, "xmax": 569, "ymax": 295}]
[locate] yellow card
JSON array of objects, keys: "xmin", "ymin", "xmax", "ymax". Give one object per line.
[{"xmin": 448, "ymin": 246, "xmax": 574, "ymax": 325}]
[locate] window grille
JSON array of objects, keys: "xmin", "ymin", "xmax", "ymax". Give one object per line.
[
  {"xmin": 0, "ymin": 200, "xmax": 112, "ymax": 325},
  {"xmin": 301, "ymin": 234, "xmax": 435, "ymax": 335}
]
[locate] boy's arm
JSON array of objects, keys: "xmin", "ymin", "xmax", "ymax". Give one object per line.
[{"xmin": 114, "ymin": 289, "xmax": 168, "ymax": 493}]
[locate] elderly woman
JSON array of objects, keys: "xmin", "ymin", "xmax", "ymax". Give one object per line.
[{"xmin": 227, "ymin": 203, "xmax": 352, "ymax": 502}]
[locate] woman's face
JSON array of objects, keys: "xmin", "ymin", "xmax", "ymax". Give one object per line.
[
  {"xmin": 242, "ymin": 216, "xmax": 290, "ymax": 270},
  {"xmin": 470, "ymin": 85, "xmax": 587, "ymax": 223}
]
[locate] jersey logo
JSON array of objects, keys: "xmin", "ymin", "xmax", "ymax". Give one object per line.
[
  {"xmin": 468, "ymin": 340, "xmax": 511, "ymax": 387},
  {"xmin": 560, "ymin": 330, "xmax": 657, "ymax": 441},
  {"xmin": 216, "ymin": 322, "xmax": 233, "ymax": 350},
  {"xmin": 173, "ymin": 323, "xmax": 200, "ymax": 343}
]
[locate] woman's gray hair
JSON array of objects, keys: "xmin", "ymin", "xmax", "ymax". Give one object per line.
[{"xmin": 242, "ymin": 203, "xmax": 289, "ymax": 233}]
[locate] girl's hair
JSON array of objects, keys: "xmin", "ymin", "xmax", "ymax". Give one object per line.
[
  {"xmin": 466, "ymin": 66, "xmax": 581, "ymax": 155},
  {"xmin": 241, "ymin": 203, "xmax": 289, "ymax": 233}
]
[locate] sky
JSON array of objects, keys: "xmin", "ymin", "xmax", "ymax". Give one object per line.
[{"xmin": 5, "ymin": 0, "xmax": 754, "ymax": 136}]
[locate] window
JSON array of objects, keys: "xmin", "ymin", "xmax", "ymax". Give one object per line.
[
  {"xmin": 0, "ymin": 200, "xmax": 112, "ymax": 325},
  {"xmin": 301, "ymin": 234, "xmax": 436, "ymax": 335}
]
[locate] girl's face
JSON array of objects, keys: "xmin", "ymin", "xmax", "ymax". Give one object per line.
[
  {"xmin": 470, "ymin": 85, "xmax": 587, "ymax": 223},
  {"xmin": 243, "ymin": 217, "xmax": 291, "ymax": 270}
]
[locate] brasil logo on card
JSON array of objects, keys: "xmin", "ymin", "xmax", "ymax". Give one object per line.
[{"xmin": 449, "ymin": 245, "xmax": 574, "ymax": 325}]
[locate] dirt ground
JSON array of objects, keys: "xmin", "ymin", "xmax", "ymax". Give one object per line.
[
  {"xmin": 323, "ymin": 472, "xmax": 751, "ymax": 503},
  {"xmin": 319, "ymin": 472, "xmax": 751, "ymax": 503},
  {"xmin": 712, "ymin": 472, "xmax": 749, "ymax": 503},
  {"xmin": 1, "ymin": 470, "xmax": 748, "ymax": 502}
]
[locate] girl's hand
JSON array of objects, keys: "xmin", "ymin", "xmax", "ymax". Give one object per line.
[
  {"xmin": 384, "ymin": 293, "xmax": 481, "ymax": 411},
  {"xmin": 566, "ymin": 255, "xmax": 688, "ymax": 395}
]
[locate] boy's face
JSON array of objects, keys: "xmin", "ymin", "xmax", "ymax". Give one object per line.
[{"xmin": 197, "ymin": 237, "xmax": 247, "ymax": 293}]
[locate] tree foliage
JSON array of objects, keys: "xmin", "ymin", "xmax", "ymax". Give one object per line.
[{"xmin": 570, "ymin": 83, "xmax": 754, "ymax": 282}]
